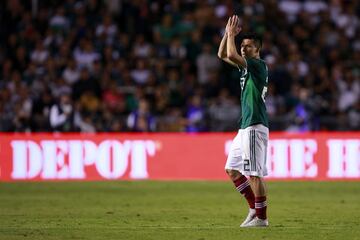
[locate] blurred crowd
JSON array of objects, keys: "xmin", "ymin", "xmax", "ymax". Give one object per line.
[{"xmin": 0, "ymin": 0, "xmax": 359, "ymax": 133}]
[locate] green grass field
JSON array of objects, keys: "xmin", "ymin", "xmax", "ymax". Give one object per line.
[{"xmin": 1, "ymin": 181, "xmax": 360, "ymax": 240}]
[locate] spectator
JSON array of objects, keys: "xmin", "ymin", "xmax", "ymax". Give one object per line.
[
  {"xmin": 31, "ymin": 40, "xmax": 49, "ymax": 65},
  {"xmin": 127, "ymin": 98, "xmax": 156, "ymax": 132},
  {"xmin": 132, "ymin": 35, "xmax": 152, "ymax": 58},
  {"xmin": 196, "ymin": 43, "xmax": 220, "ymax": 84},
  {"xmin": 49, "ymin": 6, "xmax": 69, "ymax": 33},
  {"xmin": 336, "ymin": 71, "xmax": 360, "ymax": 112},
  {"xmin": 62, "ymin": 59, "xmax": 80, "ymax": 85},
  {"xmin": 72, "ymin": 68, "xmax": 101, "ymax": 100},
  {"xmin": 208, "ymin": 89, "xmax": 239, "ymax": 132},
  {"xmin": 95, "ymin": 15, "xmax": 117, "ymax": 44},
  {"xmin": 287, "ymin": 88, "xmax": 313, "ymax": 132},
  {"xmin": 186, "ymin": 94, "xmax": 207, "ymax": 132},
  {"xmin": 49, "ymin": 93, "xmax": 76, "ymax": 132},
  {"xmin": 130, "ymin": 59, "xmax": 151, "ymax": 85},
  {"xmin": 73, "ymin": 40, "xmax": 100, "ymax": 70},
  {"xmin": 31, "ymin": 89, "xmax": 54, "ymax": 131}
]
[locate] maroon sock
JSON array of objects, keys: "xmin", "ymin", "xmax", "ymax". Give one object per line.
[
  {"xmin": 255, "ymin": 196, "xmax": 267, "ymax": 219},
  {"xmin": 233, "ymin": 175, "xmax": 255, "ymax": 209}
]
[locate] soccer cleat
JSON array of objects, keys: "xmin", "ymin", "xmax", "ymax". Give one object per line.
[
  {"xmin": 243, "ymin": 217, "xmax": 269, "ymax": 227},
  {"xmin": 240, "ymin": 208, "xmax": 256, "ymax": 227}
]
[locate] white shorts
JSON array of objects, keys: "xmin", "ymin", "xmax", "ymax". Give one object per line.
[{"xmin": 225, "ymin": 124, "xmax": 269, "ymax": 177}]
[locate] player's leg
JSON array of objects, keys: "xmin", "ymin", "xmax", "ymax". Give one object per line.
[
  {"xmin": 249, "ymin": 176, "xmax": 268, "ymax": 220},
  {"xmin": 240, "ymin": 126, "xmax": 269, "ymax": 227},
  {"xmin": 225, "ymin": 130, "xmax": 256, "ymax": 226},
  {"xmin": 246, "ymin": 176, "xmax": 268, "ymax": 227},
  {"xmin": 225, "ymin": 169, "xmax": 255, "ymax": 210},
  {"xmin": 225, "ymin": 169, "xmax": 256, "ymax": 226}
]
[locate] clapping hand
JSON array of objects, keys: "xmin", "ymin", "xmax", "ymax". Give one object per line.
[{"xmin": 226, "ymin": 15, "xmax": 241, "ymax": 37}]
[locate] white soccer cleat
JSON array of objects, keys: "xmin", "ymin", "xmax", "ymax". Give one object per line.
[
  {"xmin": 243, "ymin": 217, "xmax": 269, "ymax": 227},
  {"xmin": 240, "ymin": 208, "xmax": 256, "ymax": 227}
]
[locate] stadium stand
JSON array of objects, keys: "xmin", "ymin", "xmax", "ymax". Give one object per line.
[{"xmin": 0, "ymin": 0, "xmax": 359, "ymax": 132}]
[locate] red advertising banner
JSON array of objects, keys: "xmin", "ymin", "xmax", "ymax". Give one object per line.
[{"xmin": 0, "ymin": 132, "xmax": 359, "ymax": 181}]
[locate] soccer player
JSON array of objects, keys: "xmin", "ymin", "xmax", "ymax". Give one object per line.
[{"xmin": 218, "ymin": 15, "xmax": 269, "ymax": 227}]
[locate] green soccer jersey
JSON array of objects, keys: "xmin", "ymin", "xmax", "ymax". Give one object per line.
[{"xmin": 238, "ymin": 57, "xmax": 269, "ymax": 129}]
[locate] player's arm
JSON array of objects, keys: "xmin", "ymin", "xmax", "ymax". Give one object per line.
[
  {"xmin": 217, "ymin": 32, "xmax": 238, "ymax": 67},
  {"xmin": 226, "ymin": 16, "xmax": 247, "ymax": 69},
  {"xmin": 217, "ymin": 18, "xmax": 239, "ymax": 68}
]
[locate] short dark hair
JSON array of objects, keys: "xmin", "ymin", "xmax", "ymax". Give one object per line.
[{"xmin": 241, "ymin": 33, "xmax": 263, "ymax": 50}]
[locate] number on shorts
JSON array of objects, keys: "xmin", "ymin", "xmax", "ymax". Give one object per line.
[{"xmin": 244, "ymin": 159, "xmax": 250, "ymax": 171}]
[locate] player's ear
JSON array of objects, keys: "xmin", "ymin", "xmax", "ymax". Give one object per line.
[{"xmin": 255, "ymin": 43, "xmax": 261, "ymax": 53}]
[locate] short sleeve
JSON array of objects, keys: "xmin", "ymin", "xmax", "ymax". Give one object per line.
[
  {"xmin": 244, "ymin": 57, "xmax": 267, "ymax": 86},
  {"xmin": 245, "ymin": 57, "xmax": 262, "ymax": 75}
]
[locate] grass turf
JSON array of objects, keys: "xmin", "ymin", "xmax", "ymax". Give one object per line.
[{"xmin": 0, "ymin": 181, "xmax": 360, "ymax": 240}]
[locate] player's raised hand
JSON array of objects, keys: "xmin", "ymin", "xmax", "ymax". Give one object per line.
[
  {"xmin": 225, "ymin": 17, "xmax": 231, "ymax": 34},
  {"xmin": 234, "ymin": 16, "xmax": 242, "ymax": 35},
  {"xmin": 227, "ymin": 15, "xmax": 241, "ymax": 36}
]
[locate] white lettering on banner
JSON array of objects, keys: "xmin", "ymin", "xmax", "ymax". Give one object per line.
[
  {"xmin": 225, "ymin": 139, "xmax": 318, "ymax": 178},
  {"xmin": 289, "ymin": 140, "xmax": 317, "ymax": 177},
  {"xmin": 83, "ymin": 140, "xmax": 97, "ymax": 165},
  {"xmin": 10, "ymin": 140, "xmax": 156, "ymax": 180},
  {"xmin": 41, "ymin": 140, "xmax": 69, "ymax": 179},
  {"xmin": 11, "ymin": 141, "xmax": 42, "ymax": 179},
  {"xmin": 327, "ymin": 140, "xmax": 360, "ymax": 178},
  {"xmin": 129, "ymin": 140, "xmax": 155, "ymax": 179},
  {"xmin": 68, "ymin": 141, "xmax": 86, "ymax": 178},
  {"xmin": 96, "ymin": 140, "xmax": 130, "ymax": 179},
  {"xmin": 268, "ymin": 140, "xmax": 288, "ymax": 177},
  {"xmin": 267, "ymin": 139, "xmax": 318, "ymax": 178}
]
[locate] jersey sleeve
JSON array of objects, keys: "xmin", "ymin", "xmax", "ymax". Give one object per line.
[
  {"xmin": 245, "ymin": 57, "xmax": 267, "ymax": 85},
  {"xmin": 245, "ymin": 57, "xmax": 262, "ymax": 74}
]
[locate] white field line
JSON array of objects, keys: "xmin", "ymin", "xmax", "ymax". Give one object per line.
[{"xmin": 1, "ymin": 226, "xmax": 353, "ymax": 230}]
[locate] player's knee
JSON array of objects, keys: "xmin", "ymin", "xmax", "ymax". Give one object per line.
[
  {"xmin": 225, "ymin": 169, "xmax": 241, "ymax": 181},
  {"xmin": 249, "ymin": 176, "xmax": 261, "ymax": 182}
]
